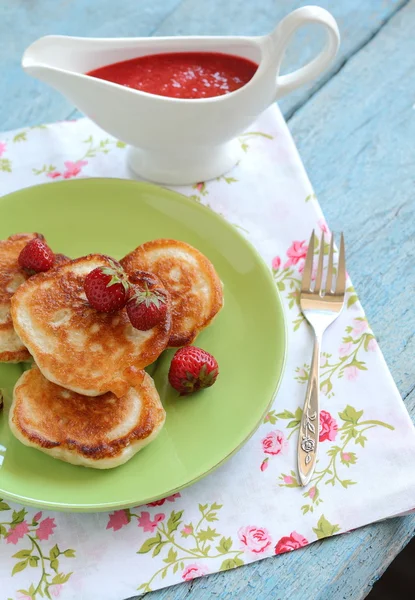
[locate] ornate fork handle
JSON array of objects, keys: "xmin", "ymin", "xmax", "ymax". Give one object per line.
[
  {"xmin": 297, "ymin": 230, "xmax": 346, "ymax": 486},
  {"xmin": 297, "ymin": 332, "xmax": 321, "ymax": 486}
]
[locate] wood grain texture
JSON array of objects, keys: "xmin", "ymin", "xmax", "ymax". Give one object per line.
[
  {"xmin": 0, "ymin": 0, "xmax": 407, "ymax": 128},
  {"xmin": 0, "ymin": 0, "xmax": 182, "ymax": 130},
  {"xmin": 1, "ymin": 1, "xmax": 415, "ymax": 599},
  {"xmin": 153, "ymin": 0, "xmax": 408, "ymax": 118}
]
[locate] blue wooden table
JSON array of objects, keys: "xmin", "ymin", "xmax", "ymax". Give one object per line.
[{"xmin": 1, "ymin": 1, "xmax": 414, "ymax": 598}]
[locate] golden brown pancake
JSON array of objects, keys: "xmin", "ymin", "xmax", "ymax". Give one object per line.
[
  {"xmin": 9, "ymin": 366, "xmax": 166, "ymax": 469},
  {"xmin": 0, "ymin": 233, "xmax": 68, "ymax": 363},
  {"xmin": 11, "ymin": 254, "xmax": 171, "ymax": 397},
  {"xmin": 121, "ymin": 239, "xmax": 223, "ymax": 347}
]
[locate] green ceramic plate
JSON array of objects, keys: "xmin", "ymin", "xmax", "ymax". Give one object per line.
[{"xmin": 0, "ymin": 179, "xmax": 286, "ymax": 512}]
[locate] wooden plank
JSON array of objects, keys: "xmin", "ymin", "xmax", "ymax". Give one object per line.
[
  {"xmin": 152, "ymin": 0, "xmax": 407, "ymax": 117},
  {"xmin": 0, "ymin": 0, "xmax": 182, "ymax": 130},
  {"xmin": 0, "ymin": 0, "xmax": 407, "ymax": 129}
]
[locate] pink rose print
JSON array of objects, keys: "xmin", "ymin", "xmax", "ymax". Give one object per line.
[
  {"xmin": 283, "ymin": 475, "xmax": 294, "ymax": 484},
  {"xmin": 275, "ymin": 531, "xmax": 309, "ymax": 554},
  {"xmin": 148, "ymin": 492, "xmax": 181, "ymax": 506},
  {"xmin": 339, "ymin": 342, "xmax": 352, "ymax": 357},
  {"xmin": 368, "ymin": 338, "xmax": 377, "ymax": 352},
  {"xmin": 182, "ymin": 525, "xmax": 193, "ymax": 535},
  {"xmin": 308, "ymin": 486, "xmax": 316, "ymax": 500},
  {"xmin": 63, "ymin": 160, "xmax": 88, "ymax": 179},
  {"xmin": 195, "ymin": 182, "xmax": 205, "ymax": 192},
  {"xmin": 33, "ymin": 511, "xmax": 42, "ymax": 522},
  {"xmin": 37, "ymin": 517, "xmax": 56, "ymax": 541},
  {"xmin": 138, "ymin": 511, "xmax": 165, "ymax": 533},
  {"xmin": 50, "ymin": 584, "xmax": 63, "ymax": 597},
  {"xmin": 284, "ymin": 240, "xmax": 308, "ymax": 268},
  {"xmin": 47, "ymin": 171, "xmax": 62, "ymax": 179},
  {"xmin": 238, "ymin": 526, "xmax": 272, "ymax": 554},
  {"xmin": 318, "ymin": 218, "xmax": 329, "ymax": 234},
  {"xmin": 182, "ymin": 563, "xmax": 209, "ymax": 581},
  {"xmin": 0, "ymin": 141, "xmax": 7, "ymax": 156},
  {"xmin": 167, "ymin": 493, "xmax": 181, "ymax": 501},
  {"xmin": 272, "ymin": 256, "xmax": 281, "ymax": 270},
  {"xmin": 262, "ymin": 430, "xmax": 288, "ymax": 456},
  {"xmin": 6, "ymin": 521, "xmax": 29, "ymax": 544},
  {"xmin": 147, "ymin": 499, "xmax": 165, "ymax": 506},
  {"xmin": 345, "ymin": 365, "xmax": 359, "ymax": 381},
  {"xmin": 319, "ymin": 410, "xmax": 338, "ymax": 442},
  {"xmin": 352, "ymin": 318, "xmax": 368, "ymax": 335},
  {"xmin": 260, "ymin": 457, "xmax": 269, "ymax": 472},
  {"xmin": 342, "ymin": 453, "xmax": 351, "ymax": 462},
  {"xmin": 17, "ymin": 593, "xmax": 32, "ymax": 600},
  {"xmin": 107, "ymin": 509, "xmax": 129, "ymax": 531}
]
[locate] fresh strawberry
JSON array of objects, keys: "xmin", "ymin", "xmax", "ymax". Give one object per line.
[
  {"xmin": 126, "ymin": 271, "xmax": 168, "ymax": 330},
  {"xmin": 18, "ymin": 238, "xmax": 54, "ymax": 273},
  {"xmin": 84, "ymin": 259, "xmax": 129, "ymax": 312},
  {"xmin": 168, "ymin": 346, "xmax": 219, "ymax": 395}
]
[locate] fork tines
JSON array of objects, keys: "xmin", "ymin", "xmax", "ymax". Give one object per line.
[{"xmin": 301, "ymin": 230, "xmax": 345, "ymax": 295}]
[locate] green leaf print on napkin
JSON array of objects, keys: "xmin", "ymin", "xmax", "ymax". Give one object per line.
[
  {"xmin": 276, "ymin": 406, "xmax": 394, "ymax": 513},
  {"xmin": 0, "ymin": 502, "xmax": 75, "ymax": 599},
  {"xmin": 13, "ymin": 132, "xmax": 27, "ymax": 143},
  {"xmin": 32, "ymin": 135, "xmax": 126, "ymax": 180},
  {"xmin": 294, "ymin": 318, "xmax": 377, "ymax": 398},
  {"xmin": 0, "ymin": 158, "xmax": 12, "ymax": 172},
  {"xmin": 312, "ymin": 515, "xmax": 341, "ymax": 539},
  {"xmin": 134, "ymin": 503, "xmax": 244, "ymax": 592}
]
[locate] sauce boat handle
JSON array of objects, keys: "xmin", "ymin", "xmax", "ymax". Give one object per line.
[{"xmin": 268, "ymin": 6, "xmax": 340, "ymax": 100}]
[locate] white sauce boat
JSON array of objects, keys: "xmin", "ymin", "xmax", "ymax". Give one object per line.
[{"xmin": 22, "ymin": 6, "xmax": 339, "ymax": 184}]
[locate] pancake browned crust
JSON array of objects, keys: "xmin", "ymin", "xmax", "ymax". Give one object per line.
[
  {"xmin": 121, "ymin": 239, "xmax": 223, "ymax": 347},
  {"xmin": 0, "ymin": 233, "xmax": 38, "ymax": 362},
  {"xmin": 9, "ymin": 366, "xmax": 166, "ymax": 469},
  {"xmin": 0, "ymin": 233, "xmax": 71, "ymax": 363},
  {"xmin": 0, "ymin": 233, "xmax": 70, "ymax": 363},
  {"xmin": 11, "ymin": 254, "xmax": 171, "ymax": 397}
]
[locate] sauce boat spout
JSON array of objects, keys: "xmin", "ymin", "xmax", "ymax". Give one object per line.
[
  {"xmin": 22, "ymin": 35, "xmax": 105, "ymax": 99},
  {"xmin": 22, "ymin": 35, "xmax": 140, "ymax": 86}
]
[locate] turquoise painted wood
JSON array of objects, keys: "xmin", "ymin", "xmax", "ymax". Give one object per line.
[
  {"xmin": 1, "ymin": 0, "xmax": 414, "ymax": 599},
  {"xmin": 153, "ymin": 0, "xmax": 407, "ymax": 118},
  {"xmin": 0, "ymin": 0, "xmax": 406, "ymax": 128},
  {"xmin": 0, "ymin": 0, "xmax": 183, "ymax": 131}
]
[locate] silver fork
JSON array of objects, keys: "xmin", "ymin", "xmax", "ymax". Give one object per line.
[{"xmin": 297, "ymin": 230, "xmax": 346, "ymax": 486}]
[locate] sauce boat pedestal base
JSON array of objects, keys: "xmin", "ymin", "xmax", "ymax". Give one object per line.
[{"xmin": 128, "ymin": 140, "xmax": 241, "ymax": 185}]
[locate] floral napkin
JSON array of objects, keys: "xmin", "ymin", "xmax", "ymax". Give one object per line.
[{"xmin": 1, "ymin": 106, "xmax": 415, "ymax": 600}]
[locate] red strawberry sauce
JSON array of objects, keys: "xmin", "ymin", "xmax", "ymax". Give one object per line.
[{"xmin": 87, "ymin": 52, "xmax": 258, "ymax": 99}]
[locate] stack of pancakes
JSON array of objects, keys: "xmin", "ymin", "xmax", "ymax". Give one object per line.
[{"xmin": 1, "ymin": 234, "xmax": 223, "ymax": 469}]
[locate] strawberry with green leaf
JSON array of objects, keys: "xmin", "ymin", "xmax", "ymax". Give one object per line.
[
  {"xmin": 169, "ymin": 346, "xmax": 219, "ymax": 395},
  {"xmin": 84, "ymin": 259, "xmax": 130, "ymax": 312},
  {"xmin": 126, "ymin": 271, "xmax": 169, "ymax": 330}
]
